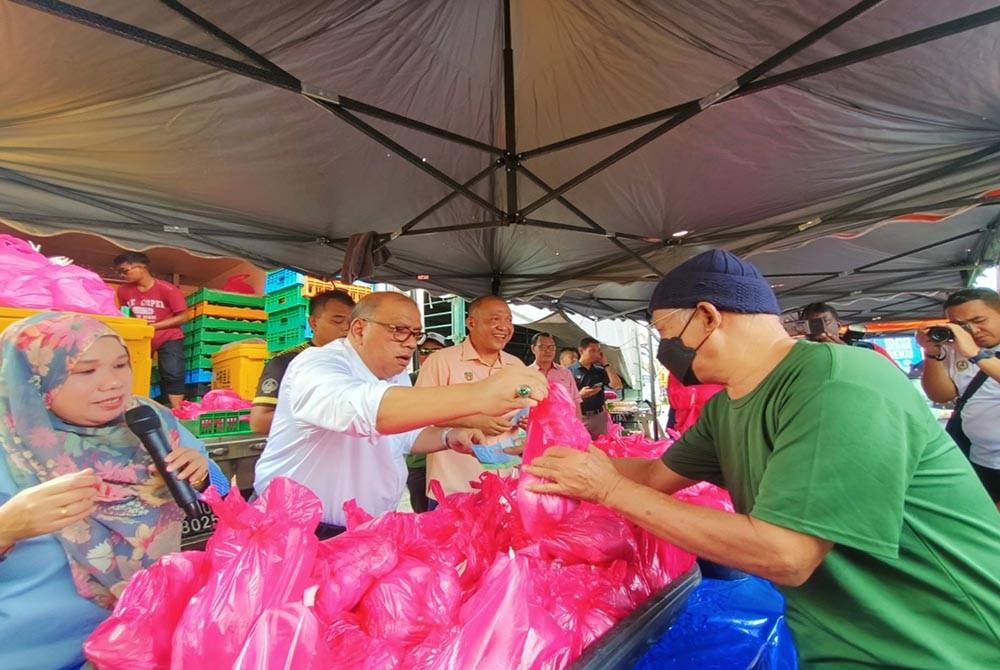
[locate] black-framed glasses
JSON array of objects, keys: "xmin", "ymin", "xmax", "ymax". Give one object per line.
[
  {"xmin": 534, "ymin": 344, "xmax": 556, "ymax": 352},
  {"xmin": 418, "ymin": 347, "xmax": 441, "ymax": 356},
  {"xmin": 364, "ymin": 319, "xmax": 427, "ymax": 345}
]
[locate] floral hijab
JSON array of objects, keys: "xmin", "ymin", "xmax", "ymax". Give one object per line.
[{"xmin": 0, "ymin": 312, "xmax": 184, "ymax": 608}]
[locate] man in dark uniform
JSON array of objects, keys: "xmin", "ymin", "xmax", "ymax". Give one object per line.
[
  {"xmin": 568, "ymin": 337, "xmax": 622, "ymax": 439},
  {"xmin": 250, "ymin": 290, "xmax": 356, "ymax": 434}
]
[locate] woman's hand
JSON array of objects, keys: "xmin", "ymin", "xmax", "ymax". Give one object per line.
[
  {"xmin": 0, "ymin": 469, "xmax": 101, "ymax": 546},
  {"xmin": 149, "ymin": 446, "xmax": 209, "ymax": 490}
]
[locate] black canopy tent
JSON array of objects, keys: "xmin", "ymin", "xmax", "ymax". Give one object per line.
[{"xmin": 1, "ymin": 0, "xmax": 999, "ymax": 320}]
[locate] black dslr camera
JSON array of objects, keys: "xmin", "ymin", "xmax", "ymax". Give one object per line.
[{"xmin": 926, "ymin": 326, "xmax": 954, "ymax": 343}]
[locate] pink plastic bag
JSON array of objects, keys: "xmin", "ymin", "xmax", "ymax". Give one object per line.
[
  {"xmin": 0, "ymin": 233, "xmax": 119, "ymax": 314},
  {"xmin": 170, "ymin": 478, "xmax": 322, "ymax": 669},
  {"xmin": 404, "ymin": 553, "xmax": 568, "ymax": 670},
  {"xmin": 535, "ymin": 502, "xmax": 637, "ymax": 565},
  {"xmin": 517, "ymin": 382, "xmax": 592, "ymax": 537},
  {"xmin": 84, "ymin": 552, "xmax": 209, "ymax": 670},
  {"xmin": 355, "ymin": 555, "xmax": 463, "ymax": 646},
  {"xmin": 199, "ymin": 388, "xmax": 252, "ymax": 410},
  {"xmin": 325, "ymin": 613, "xmax": 405, "ymax": 669},
  {"xmin": 232, "ymin": 603, "xmax": 334, "ymax": 670},
  {"xmin": 313, "ymin": 529, "xmax": 400, "ymax": 622},
  {"xmin": 171, "ymin": 399, "xmax": 205, "ymax": 420}
]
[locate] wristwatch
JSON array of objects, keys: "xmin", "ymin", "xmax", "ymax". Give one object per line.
[{"xmin": 968, "ymin": 350, "xmax": 995, "ymax": 365}]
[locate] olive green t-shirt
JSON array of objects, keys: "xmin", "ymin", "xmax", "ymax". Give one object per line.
[{"xmin": 663, "ymin": 341, "xmax": 1000, "ymax": 668}]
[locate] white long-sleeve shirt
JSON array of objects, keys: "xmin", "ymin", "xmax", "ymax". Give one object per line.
[{"xmin": 253, "ymin": 338, "xmax": 421, "ymax": 525}]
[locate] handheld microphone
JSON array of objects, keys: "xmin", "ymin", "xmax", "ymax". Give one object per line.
[{"xmin": 124, "ymin": 405, "xmax": 201, "ymax": 518}]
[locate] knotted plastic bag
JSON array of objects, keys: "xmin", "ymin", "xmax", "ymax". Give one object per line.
[
  {"xmin": 232, "ymin": 603, "xmax": 334, "ymax": 670},
  {"xmin": 84, "ymin": 551, "xmax": 209, "ymax": 670},
  {"xmin": 0, "ymin": 233, "xmax": 119, "ymax": 314},
  {"xmin": 517, "ymin": 382, "xmax": 592, "ymax": 537},
  {"xmin": 170, "ymin": 478, "xmax": 322, "ymax": 669}
]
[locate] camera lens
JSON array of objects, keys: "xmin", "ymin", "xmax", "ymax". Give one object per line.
[{"xmin": 927, "ymin": 326, "xmax": 953, "ymax": 343}]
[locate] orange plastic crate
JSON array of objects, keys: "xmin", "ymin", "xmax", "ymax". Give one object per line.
[
  {"xmin": 301, "ymin": 277, "xmax": 372, "ymax": 302},
  {"xmin": 187, "ymin": 301, "xmax": 266, "ymax": 321}
]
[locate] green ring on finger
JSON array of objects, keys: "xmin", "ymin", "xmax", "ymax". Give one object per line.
[{"xmin": 516, "ymin": 384, "xmax": 532, "ymax": 398}]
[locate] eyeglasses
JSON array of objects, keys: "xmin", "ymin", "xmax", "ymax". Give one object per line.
[
  {"xmin": 418, "ymin": 347, "xmax": 441, "ymax": 356},
  {"xmin": 116, "ymin": 265, "xmax": 140, "ymax": 276},
  {"xmin": 364, "ymin": 319, "xmax": 427, "ymax": 345},
  {"xmin": 534, "ymin": 345, "xmax": 556, "ymax": 351}
]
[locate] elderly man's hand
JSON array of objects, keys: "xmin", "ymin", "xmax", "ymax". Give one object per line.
[
  {"xmin": 462, "ymin": 414, "xmax": 514, "ymax": 436},
  {"xmin": 524, "ymin": 445, "xmax": 625, "ymax": 505},
  {"xmin": 476, "ymin": 366, "xmax": 549, "ymax": 416}
]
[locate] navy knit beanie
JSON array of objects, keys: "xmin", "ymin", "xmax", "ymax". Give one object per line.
[{"xmin": 648, "ymin": 249, "xmax": 780, "ymax": 315}]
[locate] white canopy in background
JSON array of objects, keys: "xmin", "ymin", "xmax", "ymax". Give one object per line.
[{"xmin": 1, "ymin": 0, "xmax": 999, "ymax": 321}]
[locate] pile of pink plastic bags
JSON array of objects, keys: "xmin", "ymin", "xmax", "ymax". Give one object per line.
[{"xmin": 86, "ymin": 385, "xmax": 732, "ymax": 669}]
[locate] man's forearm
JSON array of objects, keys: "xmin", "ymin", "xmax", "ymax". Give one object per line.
[
  {"xmin": 976, "ymin": 354, "xmax": 1000, "ymax": 384},
  {"xmin": 604, "ymin": 479, "xmax": 829, "ymax": 586},
  {"xmin": 376, "ymin": 385, "xmax": 489, "ymax": 433},
  {"xmin": 920, "ymin": 357, "xmax": 957, "ymax": 402},
  {"xmin": 606, "ymin": 366, "xmax": 623, "ymax": 389}
]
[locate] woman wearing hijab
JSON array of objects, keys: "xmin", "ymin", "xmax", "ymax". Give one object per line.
[{"xmin": 0, "ymin": 312, "xmax": 227, "ymax": 670}]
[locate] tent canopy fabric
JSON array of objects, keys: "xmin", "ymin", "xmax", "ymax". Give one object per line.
[{"xmin": 2, "ymin": 0, "xmax": 999, "ymax": 320}]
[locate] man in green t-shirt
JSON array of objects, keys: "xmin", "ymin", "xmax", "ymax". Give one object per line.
[{"xmin": 526, "ymin": 249, "xmax": 1000, "ymax": 668}]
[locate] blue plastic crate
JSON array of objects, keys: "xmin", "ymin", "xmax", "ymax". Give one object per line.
[
  {"xmin": 185, "ymin": 368, "xmax": 213, "ymax": 385},
  {"xmin": 265, "ymin": 268, "xmax": 305, "ymax": 294}
]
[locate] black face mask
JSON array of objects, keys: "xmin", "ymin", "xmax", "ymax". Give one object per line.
[{"xmin": 656, "ymin": 311, "xmax": 712, "ymax": 386}]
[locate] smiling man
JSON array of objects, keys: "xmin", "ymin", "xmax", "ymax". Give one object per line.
[
  {"xmin": 526, "ymin": 249, "xmax": 1000, "ymax": 668},
  {"xmin": 416, "ymin": 295, "xmax": 526, "ymax": 499},
  {"xmin": 253, "ymin": 292, "xmax": 546, "ymax": 538},
  {"xmin": 919, "ymin": 287, "xmax": 1000, "ymax": 507}
]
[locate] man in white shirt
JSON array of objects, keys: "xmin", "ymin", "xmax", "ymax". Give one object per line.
[
  {"xmin": 254, "ymin": 292, "xmax": 547, "ymax": 537},
  {"xmin": 919, "ymin": 287, "xmax": 1000, "ymax": 509}
]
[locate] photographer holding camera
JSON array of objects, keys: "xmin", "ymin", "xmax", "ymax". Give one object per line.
[
  {"xmin": 795, "ymin": 302, "xmax": 898, "ymax": 366},
  {"xmin": 919, "ymin": 287, "xmax": 1000, "ymax": 508}
]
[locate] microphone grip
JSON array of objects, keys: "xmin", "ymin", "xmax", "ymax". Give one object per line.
[
  {"xmin": 149, "ymin": 449, "xmax": 202, "ymax": 519},
  {"xmin": 125, "ymin": 406, "xmax": 202, "ymax": 518}
]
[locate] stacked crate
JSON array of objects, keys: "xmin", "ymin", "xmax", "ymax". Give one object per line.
[
  {"xmin": 180, "ymin": 289, "xmax": 266, "ymax": 397},
  {"xmin": 264, "ymin": 269, "xmax": 372, "ymax": 353}
]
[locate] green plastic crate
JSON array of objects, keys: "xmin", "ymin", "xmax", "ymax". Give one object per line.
[
  {"xmin": 267, "ymin": 326, "xmax": 311, "ymax": 352},
  {"xmin": 264, "ymin": 284, "xmax": 309, "ymax": 313},
  {"xmin": 265, "ymin": 306, "xmax": 310, "ymax": 336},
  {"xmin": 185, "ymin": 353, "xmax": 214, "ymax": 370},
  {"xmin": 185, "ymin": 288, "xmax": 264, "ymax": 309},
  {"xmin": 183, "ymin": 340, "xmax": 225, "ymax": 360},
  {"xmin": 179, "ymin": 409, "xmax": 252, "ymax": 437},
  {"xmin": 183, "ymin": 315, "xmax": 266, "ymax": 335}
]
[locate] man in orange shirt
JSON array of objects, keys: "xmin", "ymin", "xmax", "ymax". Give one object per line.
[{"xmin": 416, "ymin": 295, "xmax": 525, "ymax": 499}]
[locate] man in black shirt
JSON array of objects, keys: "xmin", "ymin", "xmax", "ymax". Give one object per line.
[
  {"xmin": 568, "ymin": 337, "xmax": 623, "ymax": 439},
  {"xmin": 250, "ymin": 290, "xmax": 356, "ymax": 434}
]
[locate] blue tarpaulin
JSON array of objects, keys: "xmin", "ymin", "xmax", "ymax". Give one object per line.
[{"xmin": 631, "ymin": 575, "xmax": 797, "ymax": 670}]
